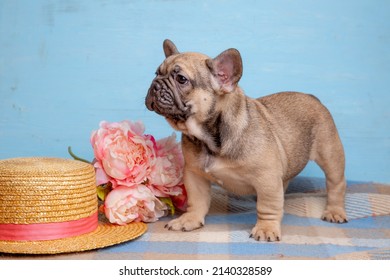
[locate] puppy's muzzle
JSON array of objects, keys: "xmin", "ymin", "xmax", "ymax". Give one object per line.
[{"xmin": 146, "ymin": 79, "xmax": 190, "ymax": 121}]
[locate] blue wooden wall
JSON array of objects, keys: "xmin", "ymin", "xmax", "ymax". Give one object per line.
[{"xmin": 0, "ymin": 0, "xmax": 389, "ymax": 183}]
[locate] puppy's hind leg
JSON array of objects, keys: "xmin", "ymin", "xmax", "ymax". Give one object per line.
[{"xmin": 313, "ymin": 128, "xmax": 348, "ymax": 223}]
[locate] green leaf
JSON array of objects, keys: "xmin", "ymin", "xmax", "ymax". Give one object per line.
[
  {"xmin": 160, "ymin": 197, "xmax": 175, "ymax": 216},
  {"xmin": 97, "ymin": 184, "xmax": 111, "ymax": 201}
]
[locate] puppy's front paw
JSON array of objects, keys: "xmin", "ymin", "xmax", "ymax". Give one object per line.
[
  {"xmin": 165, "ymin": 213, "xmax": 205, "ymax": 232},
  {"xmin": 321, "ymin": 206, "xmax": 348, "ymax": 223},
  {"xmin": 250, "ymin": 220, "xmax": 281, "ymax": 242}
]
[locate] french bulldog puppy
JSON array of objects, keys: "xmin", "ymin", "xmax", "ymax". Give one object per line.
[{"xmin": 145, "ymin": 39, "xmax": 347, "ymax": 241}]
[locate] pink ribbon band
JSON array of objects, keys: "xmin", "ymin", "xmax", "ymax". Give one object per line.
[{"xmin": 0, "ymin": 212, "xmax": 98, "ymax": 241}]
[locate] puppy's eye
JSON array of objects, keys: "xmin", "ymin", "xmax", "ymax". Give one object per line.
[{"xmin": 176, "ymin": 74, "xmax": 188, "ymax": 85}]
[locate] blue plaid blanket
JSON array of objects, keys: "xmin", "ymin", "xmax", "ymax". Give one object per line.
[{"xmin": 2, "ymin": 177, "xmax": 390, "ymax": 260}]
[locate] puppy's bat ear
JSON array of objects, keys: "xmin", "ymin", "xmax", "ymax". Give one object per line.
[
  {"xmin": 206, "ymin": 48, "xmax": 243, "ymax": 93},
  {"xmin": 163, "ymin": 39, "xmax": 179, "ymax": 58}
]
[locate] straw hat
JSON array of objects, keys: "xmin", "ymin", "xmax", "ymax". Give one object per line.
[{"xmin": 0, "ymin": 157, "xmax": 147, "ymax": 254}]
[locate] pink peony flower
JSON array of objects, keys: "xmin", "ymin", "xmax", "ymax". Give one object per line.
[
  {"xmin": 104, "ymin": 185, "xmax": 166, "ymax": 224},
  {"xmin": 88, "ymin": 119, "xmax": 188, "ymax": 225},
  {"xmin": 90, "ymin": 120, "xmax": 156, "ymax": 188},
  {"xmin": 148, "ymin": 133, "xmax": 184, "ymax": 197}
]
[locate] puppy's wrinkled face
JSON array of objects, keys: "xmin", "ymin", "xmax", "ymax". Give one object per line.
[
  {"xmin": 146, "ymin": 39, "xmax": 243, "ymax": 133},
  {"xmin": 146, "ymin": 52, "xmax": 214, "ymax": 127}
]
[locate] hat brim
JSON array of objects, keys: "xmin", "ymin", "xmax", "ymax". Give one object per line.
[{"xmin": 0, "ymin": 219, "xmax": 147, "ymax": 255}]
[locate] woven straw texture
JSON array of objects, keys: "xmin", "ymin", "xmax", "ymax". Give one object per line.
[
  {"xmin": 0, "ymin": 157, "xmax": 97, "ymax": 224},
  {"xmin": 0, "ymin": 157, "xmax": 147, "ymax": 254}
]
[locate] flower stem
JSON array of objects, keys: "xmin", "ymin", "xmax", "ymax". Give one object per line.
[{"xmin": 68, "ymin": 146, "xmax": 91, "ymax": 164}]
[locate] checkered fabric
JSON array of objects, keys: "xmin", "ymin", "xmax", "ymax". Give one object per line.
[{"xmin": 1, "ymin": 177, "xmax": 390, "ymax": 260}]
